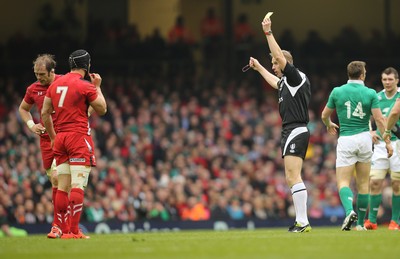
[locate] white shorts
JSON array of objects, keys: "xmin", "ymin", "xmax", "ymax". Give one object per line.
[
  {"xmin": 336, "ymin": 132, "xmax": 373, "ymax": 167},
  {"xmin": 371, "ymin": 140, "xmax": 400, "ymax": 171}
]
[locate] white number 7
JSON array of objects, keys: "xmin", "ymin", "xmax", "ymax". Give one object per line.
[{"xmin": 56, "ymin": 86, "xmax": 68, "ymax": 107}]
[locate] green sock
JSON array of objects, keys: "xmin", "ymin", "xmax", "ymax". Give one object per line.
[
  {"xmin": 368, "ymin": 194, "xmax": 382, "ymax": 223},
  {"xmin": 357, "ymin": 193, "xmax": 369, "ymax": 226},
  {"xmin": 391, "ymin": 194, "xmax": 400, "ymax": 222},
  {"xmin": 339, "ymin": 187, "xmax": 354, "ymax": 216}
]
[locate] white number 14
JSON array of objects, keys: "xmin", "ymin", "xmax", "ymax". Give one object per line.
[{"xmin": 345, "ymin": 101, "xmax": 366, "ymax": 119}]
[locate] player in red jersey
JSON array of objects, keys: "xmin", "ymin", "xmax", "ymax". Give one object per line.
[
  {"xmin": 18, "ymin": 54, "xmax": 63, "ymax": 237},
  {"xmin": 42, "ymin": 49, "xmax": 107, "ymax": 239}
]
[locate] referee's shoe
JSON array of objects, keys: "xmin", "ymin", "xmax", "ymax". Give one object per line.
[{"xmin": 288, "ymin": 222, "xmax": 312, "ymax": 233}]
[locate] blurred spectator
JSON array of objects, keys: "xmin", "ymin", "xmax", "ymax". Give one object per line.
[
  {"xmin": 37, "ymin": 3, "xmax": 63, "ymax": 34},
  {"xmin": 252, "ymin": 196, "xmax": 267, "ymax": 219},
  {"xmin": 167, "ymin": 15, "xmax": 195, "ymax": 75},
  {"xmin": 0, "ymin": 204, "xmax": 27, "ymax": 237},
  {"xmin": 364, "ymin": 29, "xmax": 386, "ymax": 58},
  {"xmin": 148, "ymin": 201, "xmax": 170, "ymax": 221},
  {"xmin": 227, "ymin": 198, "xmax": 244, "ymax": 220},
  {"xmin": 234, "ymin": 13, "xmax": 255, "ymax": 67},
  {"xmin": 200, "ymin": 7, "xmax": 224, "ymax": 68},
  {"xmin": 142, "ymin": 28, "xmax": 166, "ymax": 75},
  {"xmin": 278, "ymin": 29, "xmax": 297, "ymax": 54},
  {"xmin": 242, "ymin": 202, "xmax": 254, "ymax": 219},
  {"xmin": 323, "ymin": 195, "xmax": 345, "ymax": 219},
  {"xmin": 308, "ymin": 199, "xmax": 324, "ymax": 219},
  {"xmin": 332, "ymin": 25, "xmax": 363, "ymax": 58},
  {"xmin": 23, "ymin": 199, "xmax": 36, "ymax": 224},
  {"xmin": 234, "ymin": 13, "xmax": 255, "ymax": 44},
  {"xmin": 211, "ymin": 196, "xmax": 230, "ymax": 220},
  {"xmin": 181, "ymin": 196, "xmax": 210, "ymax": 221},
  {"xmin": 85, "ymin": 201, "xmax": 105, "ymax": 223},
  {"xmin": 300, "ymin": 30, "xmax": 330, "ymax": 59},
  {"xmin": 168, "ymin": 15, "xmax": 195, "ymax": 45}
]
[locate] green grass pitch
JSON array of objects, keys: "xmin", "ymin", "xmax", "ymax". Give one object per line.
[{"xmin": 1, "ymin": 227, "xmax": 399, "ymax": 259}]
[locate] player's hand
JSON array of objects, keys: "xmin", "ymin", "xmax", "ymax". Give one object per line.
[
  {"xmin": 370, "ymin": 131, "xmax": 380, "ymax": 144},
  {"xmin": 31, "ymin": 123, "xmax": 46, "ymax": 136},
  {"xmin": 90, "ymin": 73, "xmax": 102, "ymax": 88},
  {"xmin": 382, "ymin": 132, "xmax": 391, "ymax": 142},
  {"xmin": 385, "ymin": 142, "xmax": 393, "ymax": 158},
  {"xmin": 261, "ymin": 17, "xmax": 272, "ymax": 32},
  {"xmin": 249, "ymin": 57, "xmax": 261, "ymax": 71},
  {"xmin": 326, "ymin": 122, "xmax": 339, "ymax": 135}
]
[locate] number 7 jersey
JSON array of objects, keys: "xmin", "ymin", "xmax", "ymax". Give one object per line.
[
  {"xmin": 326, "ymin": 80, "xmax": 380, "ymax": 136},
  {"xmin": 46, "ymin": 73, "xmax": 98, "ymax": 135}
]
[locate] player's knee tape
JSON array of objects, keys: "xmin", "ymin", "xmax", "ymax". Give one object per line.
[
  {"xmin": 391, "ymin": 172, "xmax": 400, "ymax": 181},
  {"xmin": 45, "ymin": 159, "xmax": 57, "ymax": 177},
  {"xmin": 70, "ymin": 165, "xmax": 91, "ymax": 189},
  {"xmin": 370, "ymin": 169, "xmax": 388, "ymax": 180},
  {"xmin": 57, "ymin": 163, "xmax": 71, "ymax": 175}
]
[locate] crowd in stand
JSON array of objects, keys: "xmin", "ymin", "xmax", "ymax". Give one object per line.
[{"xmin": 1, "ymin": 4, "xmax": 399, "ymax": 227}]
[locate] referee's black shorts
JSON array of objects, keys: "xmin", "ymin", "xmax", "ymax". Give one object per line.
[{"xmin": 281, "ymin": 125, "xmax": 310, "ymax": 159}]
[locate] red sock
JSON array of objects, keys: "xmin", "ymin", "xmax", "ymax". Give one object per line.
[
  {"xmin": 69, "ymin": 188, "xmax": 84, "ymax": 234},
  {"xmin": 55, "ymin": 190, "xmax": 70, "ymax": 233},
  {"xmin": 52, "ymin": 187, "xmax": 58, "ymax": 226}
]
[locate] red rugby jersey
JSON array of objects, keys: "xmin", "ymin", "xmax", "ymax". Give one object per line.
[
  {"xmin": 46, "ymin": 73, "xmax": 98, "ymax": 135},
  {"xmin": 23, "ymin": 75, "xmax": 62, "ymax": 128}
]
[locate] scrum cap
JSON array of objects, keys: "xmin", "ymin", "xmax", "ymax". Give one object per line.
[{"xmin": 69, "ymin": 49, "xmax": 91, "ymax": 70}]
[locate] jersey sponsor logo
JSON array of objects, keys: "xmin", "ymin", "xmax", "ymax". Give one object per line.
[
  {"xmin": 290, "ymin": 143, "xmax": 296, "ymax": 153},
  {"xmin": 37, "ymin": 91, "xmax": 44, "ymax": 96},
  {"xmin": 70, "ymin": 158, "xmax": 86, "ymax": 163}
]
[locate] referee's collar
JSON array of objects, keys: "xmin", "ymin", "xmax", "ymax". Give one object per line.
[{"xmin": 347, "ymin": 79, "xmax": 364, "ymax": 85}]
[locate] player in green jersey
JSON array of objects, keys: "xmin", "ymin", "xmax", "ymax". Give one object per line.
[
  {"xmin": 321, "ymin": 61, "xmax": 393, "ymax": 231},
  {"xmin": 365, "ymin": 67, "xmax": 400, "ymax": 230}
]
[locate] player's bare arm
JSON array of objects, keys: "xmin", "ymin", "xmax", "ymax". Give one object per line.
[
  {"xmin": 321, "ymin": 106, "xmax": 339, "ymax": 135},
  {"xmin": 18, "ymin": 100, "xmax": 46, "ymax": 135},
  {"xmin": 372, "ymin": 108, "xmax": 387, "ymax": 136},
  {"xmin": 262, "ymin": 15, "xmax": 286, "ymax": 71},
  {"xmin": 367, "ymin": 119, "xmax": 381, "ymax": 144},
  {"xmin": 89, "ymin": 73, "xmax": 107, "ymax": 115},
  {"xmin": 88, "ymin": 106, "xmax": 95, "ymax": 117},
  {"xmin": 370, "ymin": 130, "xmax": 381, "ymax": 144},
  {"xmin": 373, "ymin": 107, "xmax": 393, "ymax": 157},
  {"xmin": 384, "ymin": 98, "xmax": 400, "ymax": 140},
  {"xmin": 90, "ymin": 73, "xmax": 102, "ymax": 87},
  {"xmin": 249, "ymin": 57, "xmax": 279, "ymax": 89},
  {"xmin": 41, "ymin": 96, "xmax": 56, "ymax": 142}
]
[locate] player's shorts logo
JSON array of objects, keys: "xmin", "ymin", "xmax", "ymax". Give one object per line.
[
  {"xmin": 70, "ymin": 158, "xmax": 86, "ymax": 163},
  {"xmin": 290, "ymin": 143, "xmax": 296, "ymax": 153}
]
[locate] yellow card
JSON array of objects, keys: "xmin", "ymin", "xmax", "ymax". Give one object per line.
[{"xmin": 264, "ymin": 12, "xmax": 273, "ymax": 20}]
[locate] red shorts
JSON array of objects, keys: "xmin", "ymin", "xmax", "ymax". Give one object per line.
[
  {"xmin": 53, "ymin": 132, "xmax": 96, "ymax": 167},
  {"xmin": 40, "ymin": 136, "xmax": 54, "ymax": 170}
]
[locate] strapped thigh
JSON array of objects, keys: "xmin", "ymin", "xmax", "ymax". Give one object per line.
[{"xmin": 70, "ymin": 165, "xmax": 91, "ymax": 189}]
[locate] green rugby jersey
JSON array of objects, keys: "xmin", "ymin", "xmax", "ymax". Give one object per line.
[
  {"xmin": 327, "ymin": 81, "xmax": 379, "ymax": 136},
  {"xmin": 376, "ymin": 89, "xmax": 400, "ymax": 140}
]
